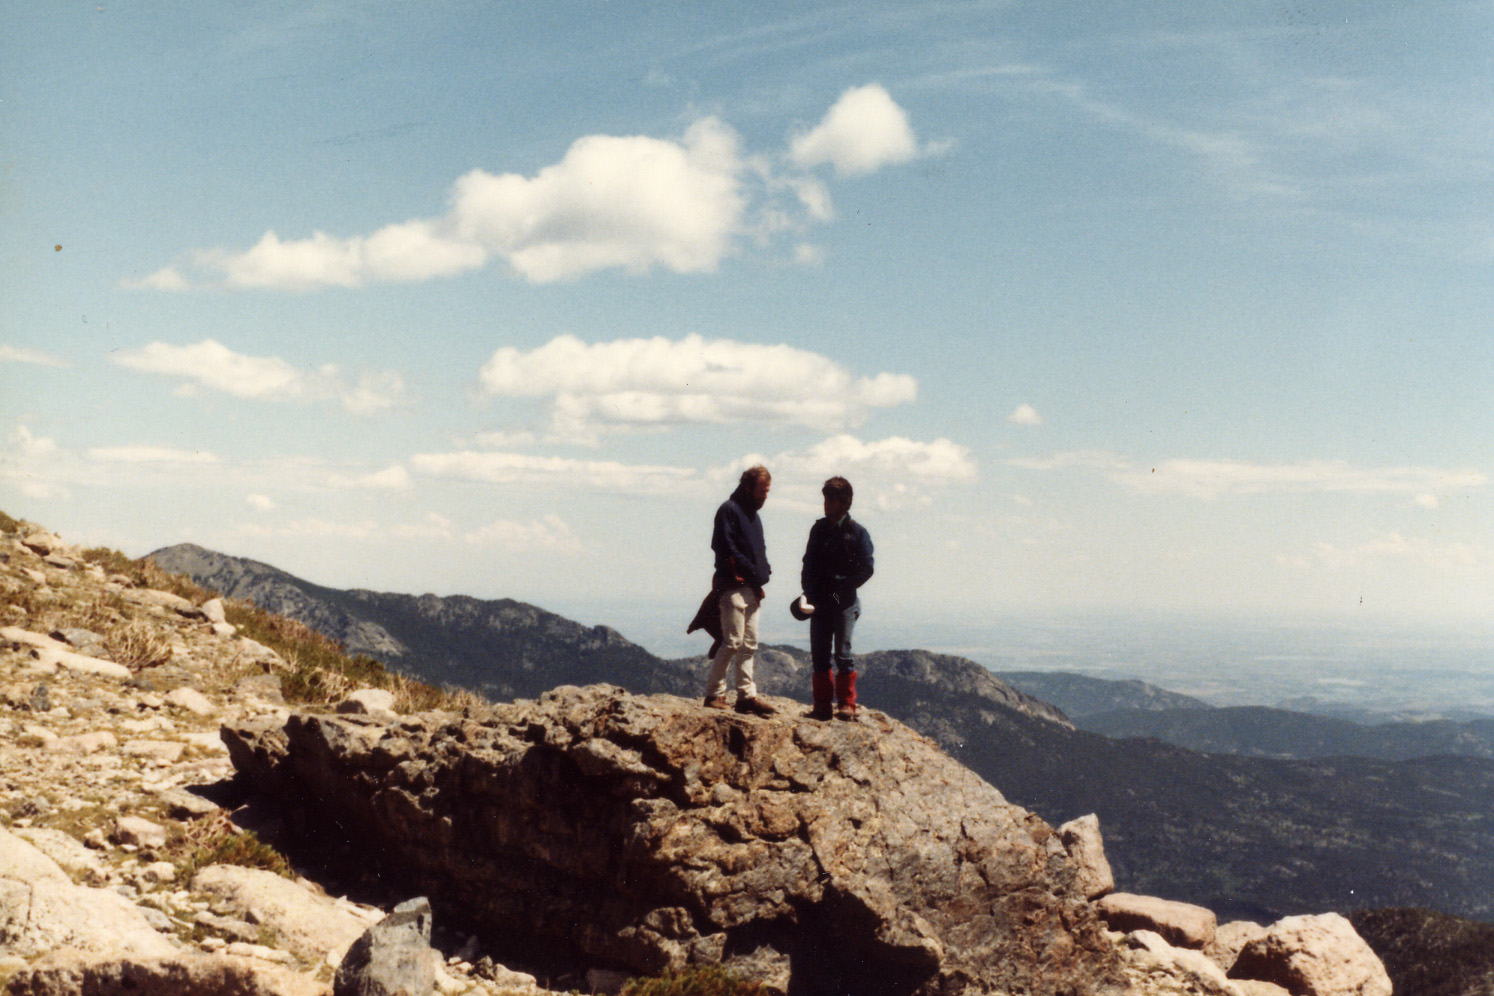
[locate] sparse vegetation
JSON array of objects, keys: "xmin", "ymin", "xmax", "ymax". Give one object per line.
[
  {"xmin": 620, "ymin": 965, "xmax": 771, "ymax": 996},
  {"xmin": 103, "ymin": 617, "xmax": 174, "ymax": 669},
  {"xmin": 168, "ymin": 809, "xmax": 294, "ymax": 881}
]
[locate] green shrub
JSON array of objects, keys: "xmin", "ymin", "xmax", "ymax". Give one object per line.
[{"xmin": 620, "ymin": 964, "xmax": 771, "ymax": 996}]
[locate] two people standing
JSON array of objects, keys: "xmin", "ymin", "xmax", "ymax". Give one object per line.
[{"xmin": 701, "ymin": 467, "xmax": 874, "ymax": 721}]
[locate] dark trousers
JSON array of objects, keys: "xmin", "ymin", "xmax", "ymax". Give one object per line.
[{"xmin": 810, "ymin": 600, "xmax": 860, "ymax": 674}]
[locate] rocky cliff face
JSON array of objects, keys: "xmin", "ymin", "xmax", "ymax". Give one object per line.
[{"xmin": 223, "ymin": 686, "xmax": 1116, "ymax": 996}]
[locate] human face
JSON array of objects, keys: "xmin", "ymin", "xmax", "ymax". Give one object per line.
[
  {"xmin": 823, "ymin": 494, "xmax": 851, "ymax": 521},
  {"xmin": 751, "ymin": 477, "xmax": 771, "ymax": 509}
]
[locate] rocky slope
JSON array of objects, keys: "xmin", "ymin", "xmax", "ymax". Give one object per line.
[
  {"xmin": 148, "ymin": 544, "xmax": 1494, "ymax": 925},
  {"xmin": 0, "ymin": 516, "xmax": 1403, "ymax": 995}
]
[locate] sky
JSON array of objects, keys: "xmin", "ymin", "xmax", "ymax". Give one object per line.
[{"xmin": 3, "ymin": 1, "xmax": 1492, "ymax": 657}]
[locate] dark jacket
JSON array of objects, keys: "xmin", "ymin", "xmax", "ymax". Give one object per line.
[
  {"xmin": 801, "ymin": 515, "xmax": 874, "ymax": 610},
  {"xmin": 712, "ymin": 487, "xmax": 771, "ymax": 590}
]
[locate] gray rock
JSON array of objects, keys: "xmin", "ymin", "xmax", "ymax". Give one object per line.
[
  {"xmin": 224, "ymin": 685, "xmax": 1122, "ymax": 996},
  {"xmin": 334, "ymin": 897, "xmax": 436, "ymax": 996},
  {"xmin": 28, "ymin": 683, "xmax": 50, "ymax": 713},
  {"xmin": 52, "ymin": 628, "xmax": 108, "ymax": 658}
]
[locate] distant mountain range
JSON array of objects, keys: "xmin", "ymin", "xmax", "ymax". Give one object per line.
[
  {"xmin": 995, "ymin": 670, "xmax": 1494, "ymax": 761},
  {"xmin": 148, "ymin": 542, "xmax": 1494, "ymax": 924}
]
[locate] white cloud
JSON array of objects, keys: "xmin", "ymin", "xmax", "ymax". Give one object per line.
[
  {"xmin": 120, "ymin": 266, "xmax": 190, "ymax": 292},
  {"xmin": 86, "ymin": 446, "xmax": 219, "ymax": 464},
  {"xmin": 140, "ymin": 89, "xmax": 926, "ymax": 291},
  {"xmin": 410, "ymin": 450, "xmax": 697, "ymax": 495},
  {"xmin": 0, "ymin": 346, "xmax": 68, "ymax": 368},
  {"xmin": 724, "ymin": 433, "xmax": 977, "ymax": 511},
  {"xmin": 111, "ymin": 340, "xmax": 404, "ymax": 415},
  {"xmin": 452, "ymin": 117, "xmax": 746, "ymax": 282},
  {"xmin": 327, "ymin": 464, "xmax": 411, "ymax": 491},
  {"xmin": 1007, "ymin": 404, "xmax": 1043, "ymax": 426},
  {"xmin": 789, "ymin": 84, "xmax": 920, "ymax": 177},
  {"xmin": 465, "ymin": 514, "xmax": 582, "ymax": 552},
  {"xmin": 246, "ymin": 494, "xmax": 277, "ymax": 511},
  {"xmin": 477, "ymin": 333, "xmax": 917, "ymax": 441}
]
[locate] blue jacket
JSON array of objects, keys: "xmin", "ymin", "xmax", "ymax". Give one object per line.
[
  {"xmin": 712, "ymin": 487, "xmax": 771, "ymax": 589},
  {"xmin": 801, "ymin": 515, "xmax": 874, "ymax": 609}
]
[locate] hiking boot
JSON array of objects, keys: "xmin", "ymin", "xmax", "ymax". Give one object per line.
[
  {"xmin": 806, "ymin": 703, "xmax": 834, "ymax": 721},
  {"xmin": 734, "ymin": 696, "xmax": 777, "ymax": 717},
  {"xmin": 703, "ymin": 695, "xmax": 729, "ymax": 710},
  {"xmin": 835, "ymin": 703, "xmax": 859, "ymax": 721}
]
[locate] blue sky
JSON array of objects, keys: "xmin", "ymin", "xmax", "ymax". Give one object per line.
[{"xmin": 4, "ymin": 1, "xmax": 1491, "ymax": 651}]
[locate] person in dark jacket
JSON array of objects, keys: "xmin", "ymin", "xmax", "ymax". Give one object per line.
[
  {"xmin": 703, "ymin": 465, "xmax": 777, "ymax": 716},
  {"xmin": 800, "ymin": 476, "xmax": 874, "ymax": 720}
]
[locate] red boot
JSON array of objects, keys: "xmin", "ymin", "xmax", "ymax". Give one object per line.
[
  {"xmin": 808, "ymin": 671, "xmax": 834, "ymax": 720},
  {"xmin": 834, "ymin": 670, "xmax": 858, "ymax": 721}
]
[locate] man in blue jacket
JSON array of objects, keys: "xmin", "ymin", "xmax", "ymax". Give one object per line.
[
  {"xmin": 704, "ymin": 465, "xmax": 777, "ymax": 716},
  {"xmin": 800, "ymin": 476, "xmax": 874, "ymax": 720}
]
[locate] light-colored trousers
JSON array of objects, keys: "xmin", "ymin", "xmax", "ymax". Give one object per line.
[{"xmin": 705, "ymin": 583, "xmax": 760, "ymax": 698}]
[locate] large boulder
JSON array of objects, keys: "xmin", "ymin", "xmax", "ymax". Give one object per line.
[
  {"xmin": 1228, "ymin": 913, "xmax": 1391, "ymax": 996},
  {"xmin": 224, "ymin": 685, "xmax": 1123, "ymax": 996},
  {"xmin": 0, "ymin": 827, "xmax": 177, "ymax": 962}
]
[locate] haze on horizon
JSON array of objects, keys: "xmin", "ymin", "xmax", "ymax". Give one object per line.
[{"xmin": 4, "ymin": 3, "xmax": 1491, "ymax": 645}]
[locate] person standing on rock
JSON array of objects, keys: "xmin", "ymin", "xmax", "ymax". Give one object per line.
[
  {"xmin": 703, "ymin": 465, "xmax": 777, "ymax": 716},
  {"xmin": 800, "ymin": 476, "xmax": 874, "ymax": 720}
]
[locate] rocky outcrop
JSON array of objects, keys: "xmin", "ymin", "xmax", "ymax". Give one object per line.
[
  {"xmin": 0, "ymin": 516, "xmax": 1401, "ymax": 996},
  {"xmin": 223, "ymin": 685, "xmax": 1121, "ymax": 995}
]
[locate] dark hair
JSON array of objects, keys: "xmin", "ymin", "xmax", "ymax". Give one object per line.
[
  {"xmin": 822, "ymin": 476, "xmax": 853, "ymax": 504},
  {"xmin": 740, "ymin": 465, "xmax": 772, "ymax": 489}
]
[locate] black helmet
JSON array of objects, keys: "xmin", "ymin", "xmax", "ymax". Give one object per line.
[{"xmin": 789, "ymin": 594, "xmax": 816, "ymax": 621}]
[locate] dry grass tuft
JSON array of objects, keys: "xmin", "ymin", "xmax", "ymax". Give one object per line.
[{"xmin": 104, "ymin": 618, "xmax": 174, "ymax": 669}]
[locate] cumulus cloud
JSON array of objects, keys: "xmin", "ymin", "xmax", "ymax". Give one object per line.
[
  {"xmin": 410, "ymin": 450, "xmax": 697, "ymax": 495},
  {"xmin": 246, "ymin": 494, "xmax": 277, "ymax": 511},
  {"xmin": 789, "ymin": 84, "xmax": 920, "ymax": 177},
  {"xmin": 477, "ymin": 333, "xmax": 917, "ymax": 442},
  {"xmin": 111, "ymin": 339, "xmax": 404, "ymax": 415},
  {"xmin": 134, "ymin": 87, "xmax": 922, "ymax": 291},
  {"xmin": 452, "ymin": 118, "xmax": 745, "ymax": 282},
  {"xmin": 1007, "ymin": 404, "xmax": 1043, "ymax": 426},
  {"xmin": 0, "ymin": 346, "xmax": 68, "ymax": 368}
]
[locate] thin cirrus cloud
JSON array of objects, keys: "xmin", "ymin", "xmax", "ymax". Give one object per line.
[
  {"xmin": 0, "ymin": 345, "xmax": 69, "ymax": 368},
  {"xmin": 128, "ymin": 87, "xmax": 921, "ymax": 291},
  {"xmin": 1015, "ymin": 451, "xmax": 1488, "ymax": 501},
  {"xmin": 409, "ymin": 450, "xmax": 699, "ymax": 496},
  {"xmin": 477, "ymin": 333, "xmax": 918, "ymax": 442},
  {"xmin": 110, "ymin": 339, "xmax": 404, "ymax": 416}
]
